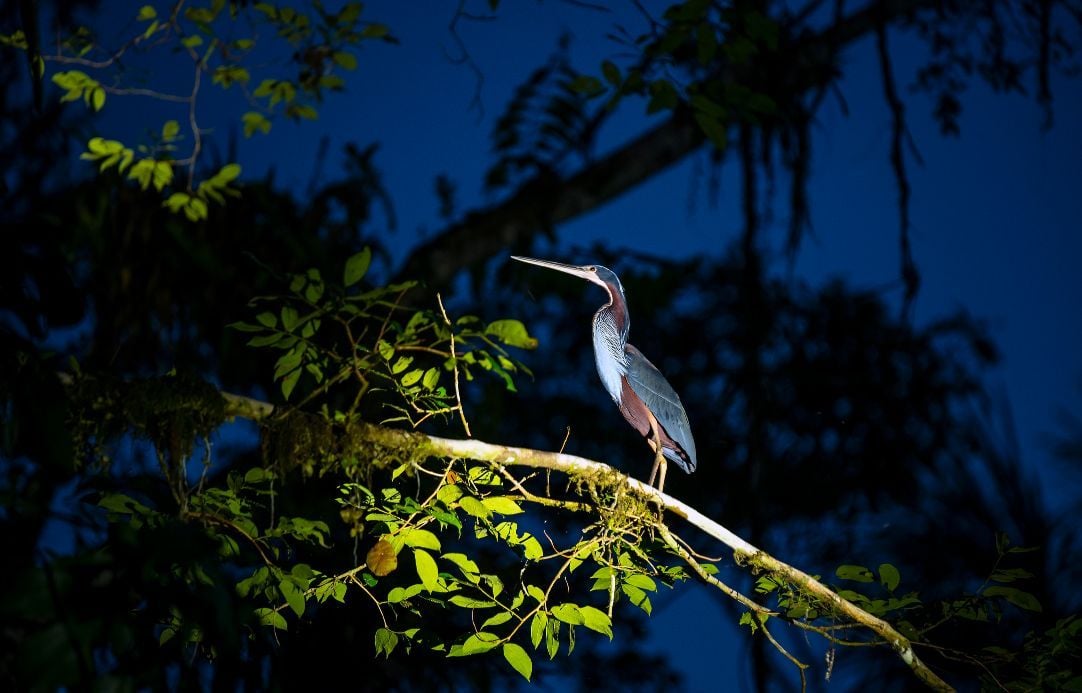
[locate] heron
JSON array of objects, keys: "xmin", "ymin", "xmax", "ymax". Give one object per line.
[{"xmin": 511, "ymin": 256, "xmax": 697, "ymax": 494}]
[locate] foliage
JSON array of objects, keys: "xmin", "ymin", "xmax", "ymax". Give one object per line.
[
  {"xmin": 229, "ymin": 248, "xmax": 534, "ymax": 428},
  {"xmin": 1, "ymin": 1, "xmax": 393, "ymax": 220}
]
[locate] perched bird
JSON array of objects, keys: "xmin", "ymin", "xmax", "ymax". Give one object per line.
[{"xmin": 511, "ymin": 256, "xmax": 697, "ymax": 493}]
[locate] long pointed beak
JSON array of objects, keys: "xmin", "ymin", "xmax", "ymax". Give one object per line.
[{"xmin": 511, "ymin": 256, "xmax": 596, "ymax": 282}]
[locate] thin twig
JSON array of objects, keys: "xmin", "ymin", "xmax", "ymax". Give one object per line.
[{"xmin": 437, "ymin": 293, "xmax": 471, "ymax": 436}]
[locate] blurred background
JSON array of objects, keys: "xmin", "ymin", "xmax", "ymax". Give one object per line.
[{"xmin": 2, "ymin": 0, "xmax": 1081, "ymax": 690}]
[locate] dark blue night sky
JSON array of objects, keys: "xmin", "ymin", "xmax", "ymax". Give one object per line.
[{"xmin": 78, "ymin": 1, "xmax": 1082, "ymax": 688}]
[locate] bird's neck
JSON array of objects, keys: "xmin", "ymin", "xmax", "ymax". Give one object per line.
[{"xmin": 592, "ymin": 298, "xmax": 629, "ymax": 402}]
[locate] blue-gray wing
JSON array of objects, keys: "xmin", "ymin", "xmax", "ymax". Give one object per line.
[{"xmin": 624, "ymin": 344, "xmax": 697, "ymax": 473}]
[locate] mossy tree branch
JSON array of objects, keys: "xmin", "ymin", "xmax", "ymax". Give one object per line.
[{"xmin": 221, "ymin": 390, "xmax": 952, "ymax": 690}]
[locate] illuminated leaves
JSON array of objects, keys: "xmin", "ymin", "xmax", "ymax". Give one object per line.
[
  {"xmin": 80, "ymin": 138, "xmax": 133, "ymax": 173},
  {"xmin": 41, "ymin": 1, "xmax": 393, "ymax": 222},
  {"xmin": 503, "ymin": 642, "xmax": 532, "ymax": 681},
  {"xmin": 52, "ymin": 70, "xmax": 106, "ymax": 111}
]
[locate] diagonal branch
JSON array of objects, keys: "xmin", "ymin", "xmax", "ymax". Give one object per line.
[
  {"xmin": 394, "ymin": 0, "xmax": 939, "ymax": 288},
  {"xmin": 220, "ymin": 389, "xmax": 952, "ymax": 690}
]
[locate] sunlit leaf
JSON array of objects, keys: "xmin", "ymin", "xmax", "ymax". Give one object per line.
[
  {"xmin": 484, "ymin": 319, "xmax": 538, "ymax": 349},
  {"xmin": 414, "ymin": 549, "xmax": 440, "ymax": 592},
  {"xmin": 400, "ymin": 527, "xmax": 441, "ymax": 552},
  {"xmin": 481, "ymin": 496, "xmax": 523, "ymax": 515},
  {"xmin": 503, "ymin": 642, "xmax": 532, "ymax": 680},
  {"xmin": 254, "ymin": 607, "xmax": 287, "ymax": 630},
  {"xmin": 879, "ymin": 563, "xmax": 901, "ymax": 592}
]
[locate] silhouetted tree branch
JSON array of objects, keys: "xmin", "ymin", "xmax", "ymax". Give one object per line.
[{"xmin": 395, "ymin": 0, "xmax": 939, "ymax": 288}]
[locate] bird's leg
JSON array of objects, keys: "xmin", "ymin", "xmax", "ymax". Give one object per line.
[{"xmin": 645, "ymin": 411, "xmax": 667, "ymax": 495}]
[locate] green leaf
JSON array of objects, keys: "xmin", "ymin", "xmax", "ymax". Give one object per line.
[
  {"xmin": 836, "ymin": 565, "xmax": 875, "ymax": 583},
  {"xmin": 248, "ymin": 333, "xmax": 283, "ymax": 348},
  {"xmin": 333, "ymin": 50, "xmax": 358, "ymax": 70},
  {"xmin": 161, "ymin": 119, "xmax": 180, "ymax": 141},
  {"xmin": 374, "ymin": 627, "xmax": 398, "ymax": 657},
  {"xmin": 436, "ymin": 484, "xmax": 464, "ymax": 505},
  {"xmin": 439, "ymin": 552, "xmax": 478, "ymax": 580},
  {"xmin": 280, "ymin": 306, "xmax": 300, "ymax": 331},
  {"xmin": 526, "ymin": 585, "xmax": 546, "ymax": 604},
  {"xmin": 503, "ymin": 642, "xmax": 532, "ymax": 681},
  {"xmin": 400, "ymin": 527, "xmax": 441, "ymax": 552},
  {"xmin": 625, "ymin": 573, "xmax": 657, "ymax": 592},
  {"xmin": 482, "ymin": 612, "xmax": 513, "ymax": 629},
  {"xmin": 254, "ymin": 607, "xmax": 287, "ymax": 630},
  {"xmin": 401, "ymin": 369, "xmax": 423, "ymax": 386},
  {"xmin": 990, "ymin": 568, "xmax": 1035, "ymax": 583},
  {"xmin": 98, "ymin": 493, "xmax": 152, "ymax": 516},
  {"xmin": 551, "ymin": 603, "xmax": 584, "ymax": 625},
  {"xmin": 481, "ymin": 496, "xmax": 523, "ymax": 516},
  {"xmin": 530, "ymin": 612, "xmax": 547, "ymax": 648},
  {"xmin": 138, "ymin": 5, "xmax": 157, "ymax": 20},
  {"xmin": 837, "ymin": 589, "xmax": 869, "ymax": 604},
  {"xmin": 242, "ymin": 111, "xmax": 272, "ymax": 137},
  {"xmin": 362, "ymin": 23, "xmax": 390, "ymax": 38},
  {"xmin": 459, "ymin": 496, "xmax": 491, "ymax": 519},
  {"xmin": 621, "ymin": 584, "xmax": 652, "ymax": 615},
  {"xmin": 280, "ymin": 367, "xmax": 301, "ymax": 400},
  {"xmin": 983, "ymin": 586, "xmax": 1042, "ymax": 612},
  {"xmin": 484, "ymin": 319, "xmax": 538, "ymax": 349},
  {"xmin": 739, "ymin": 611, "xmax": 761, "ymax": 633},
  {"xmin": 279, "ymin": 580, "xmax": 305, "ymax": 617},
  {"xmin": 879, "ymin": 563, "xmax": 901, "ymax": 592},
  {"xmin": 414, "ymin": 549, "xmax": 440, "ymax": 592},
  {"xmin": 255, "ymin": 310, "xmax": 277, "ymax": 328},
  {"xmin": 386, "ymin": 584, "xmax": 424, "ymax": 603},
  {"xmin": 449, "ymin": 595, "xmax": 497, "ymax": 609},
  {"xmin": 579, "ymin": 605, "xmax": 613, "ymax": 638},
  {"xmin": 422, "ymin": 367, "xmax": 440, "ymax": 390},
  {"xmin": 545, "ymin": 619, "xmax": 559, "ymax": 659},
  {"xmin": 344, "ymin": 248, "xmax": 371, "ymax": 287},
  {"xmin": 521, "ymin": 535, "xmax": 543, "ymax": 560}
]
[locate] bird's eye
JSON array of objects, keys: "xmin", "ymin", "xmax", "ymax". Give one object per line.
[{"xmin": 587, "ymin": 266, "xmax": 597, "ymax": 272}]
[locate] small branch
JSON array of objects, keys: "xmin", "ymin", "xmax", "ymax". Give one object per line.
[
  {"xmin": 349, "ymin": 573, "xmax": 388, "ymax": 629},
  {"xmin": 437, "ymin": 293, "xmax": 471, "ymax": 437},
  {"xmin": 657, "ymin": 524, "xmax": 771, "ymax": 617},
  {"xmin": 875, "ymin": 18, "xmax": 920, "ymax": 313},
  {"xmin": 101, "ymin": 86, "xmax": 191, "ymax": 103},
  {"xmin": 185, "ymin": 40, "xmax": 208, "ymax": 190},
  {"xmin": 758, "ymin": 612, "xmax": 810, "ymax": 692}
]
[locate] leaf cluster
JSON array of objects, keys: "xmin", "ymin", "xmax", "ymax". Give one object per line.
[{"xmin": 229, "ymin": 248, "xmax": 536, "ymax": 428}]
